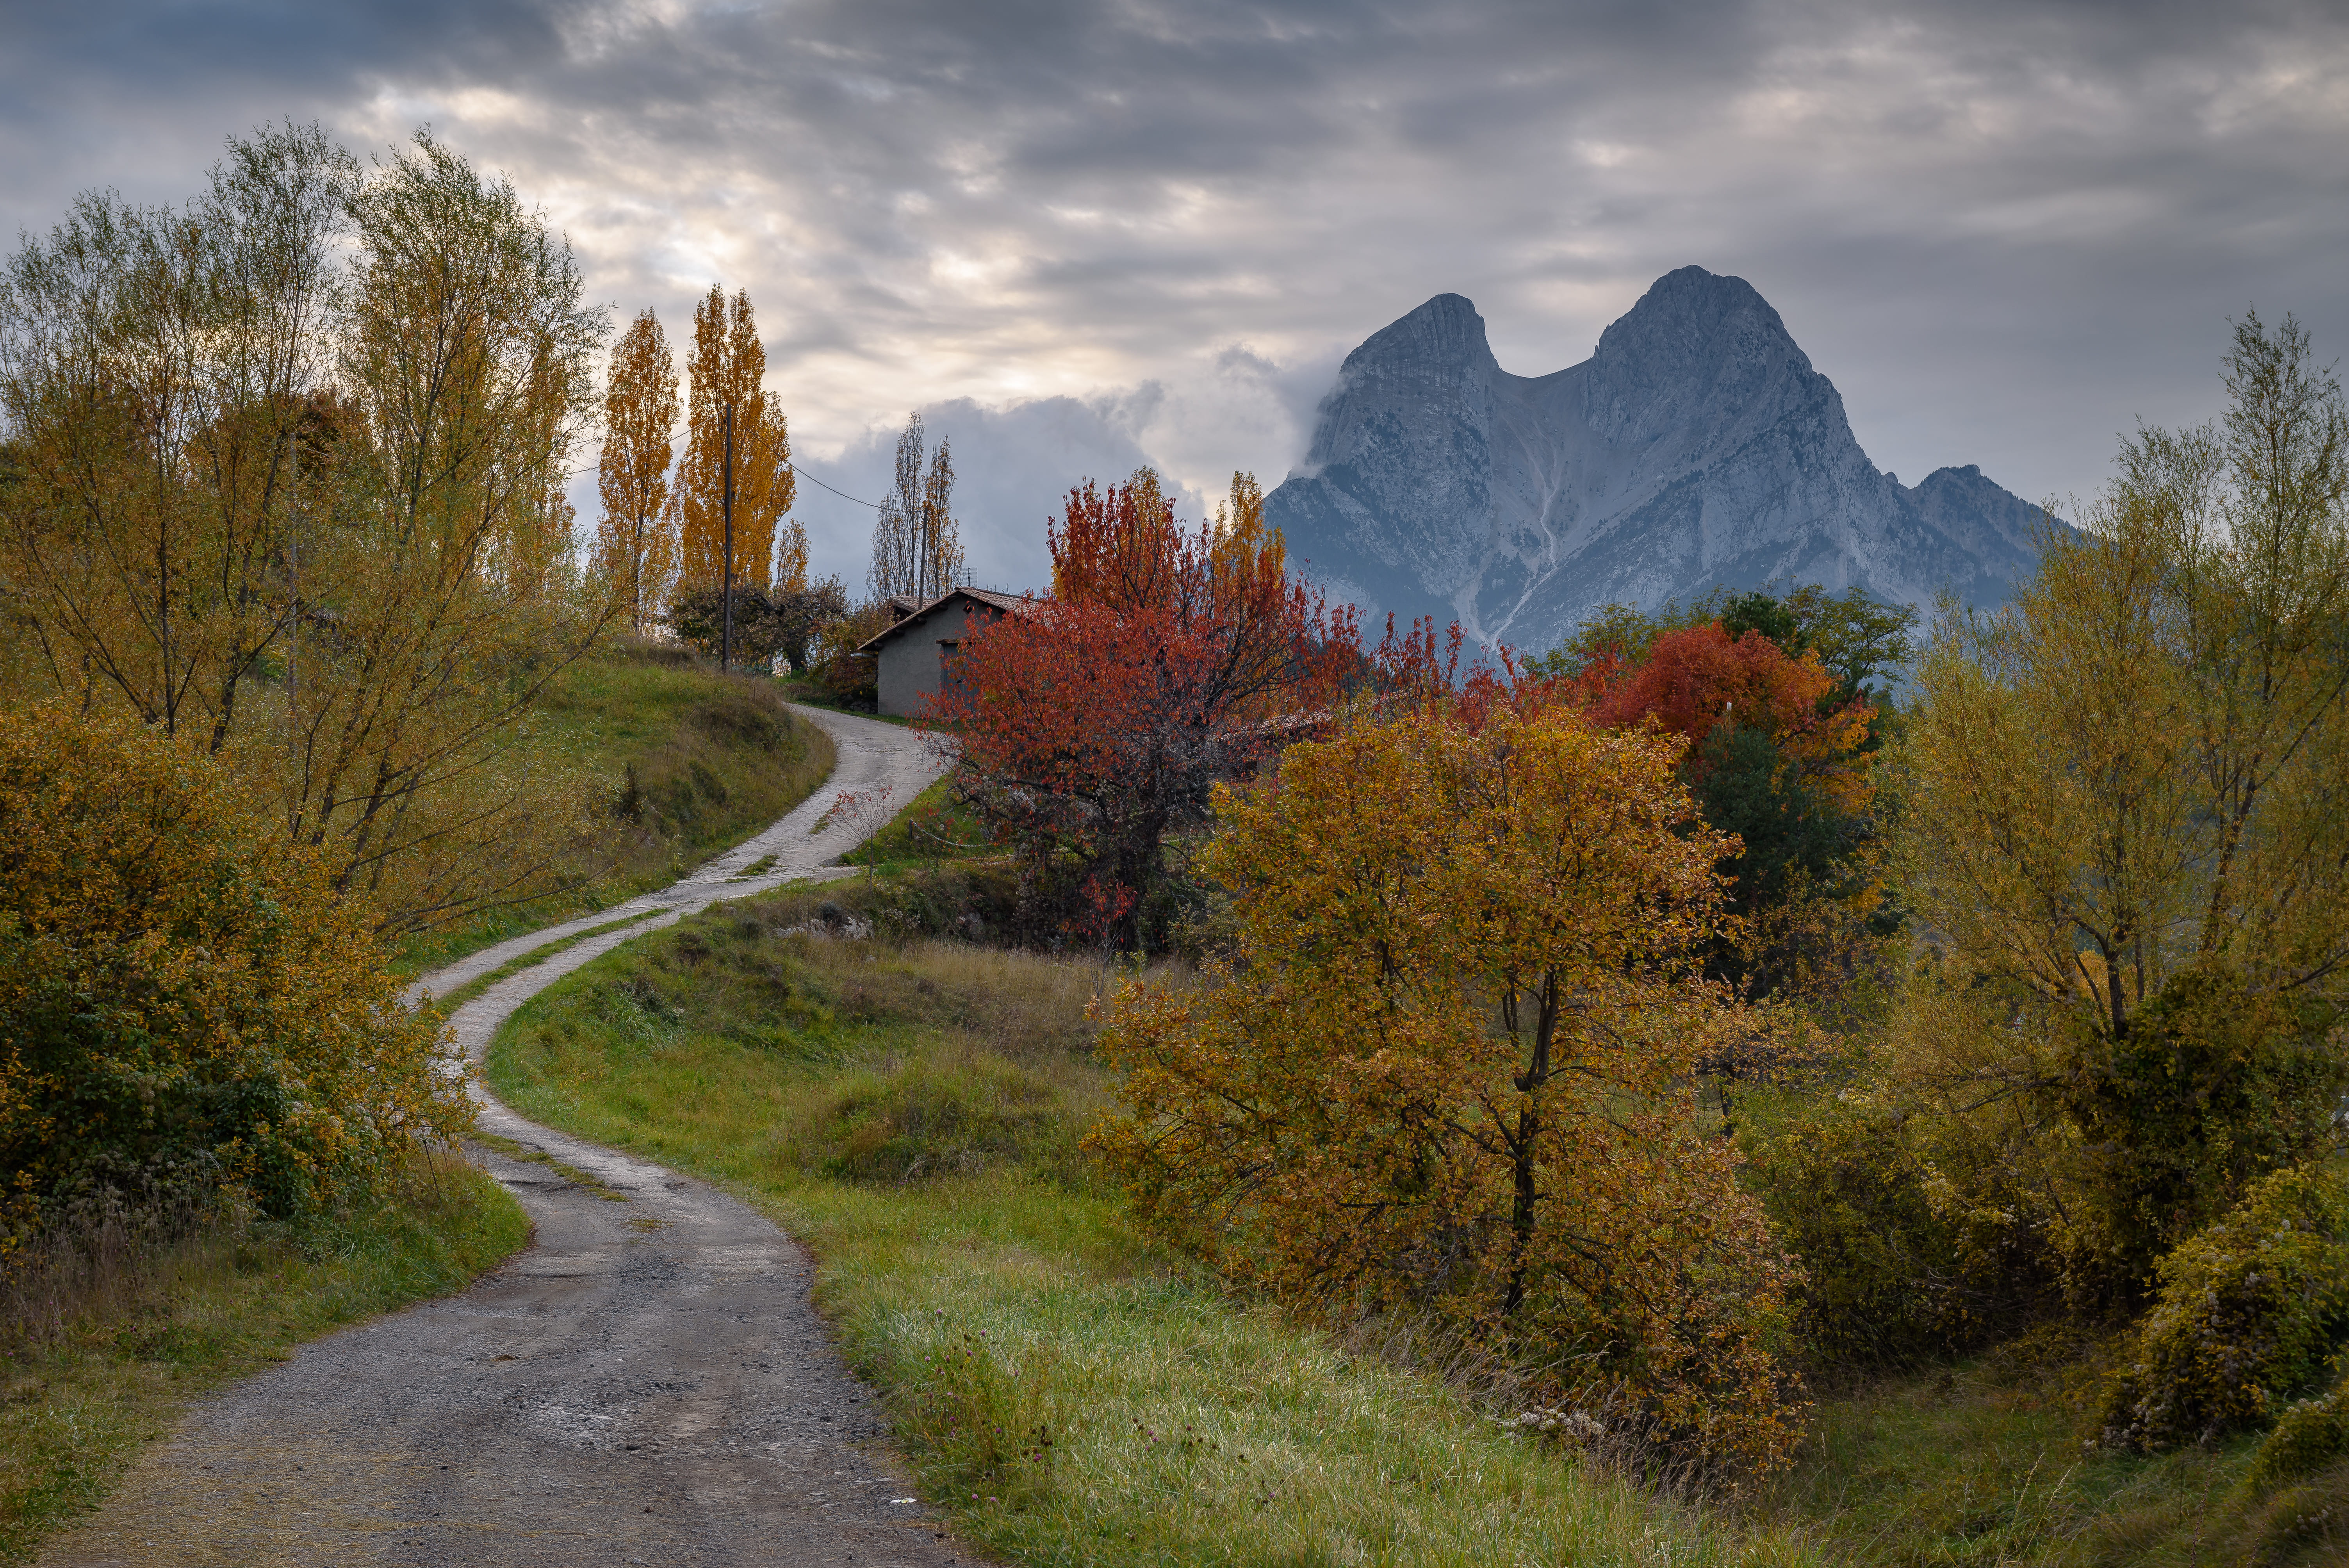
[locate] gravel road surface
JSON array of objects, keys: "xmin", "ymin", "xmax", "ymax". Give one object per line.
[{"xmin": 40, "ymin": 707, "xmax": 966, "ymax": 1568}]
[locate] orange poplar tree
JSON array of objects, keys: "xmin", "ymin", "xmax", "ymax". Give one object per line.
[
  {"xmin": 1090, "ymin": 692, "xmax": 1805, "ymax": 1472},
  {"xmin": 595, "ymin": 308, "xmax": 680, "ymax": 632},
  {"xmin": 677, "ymin": 285, "xmax": 793, "ymax": 591}
]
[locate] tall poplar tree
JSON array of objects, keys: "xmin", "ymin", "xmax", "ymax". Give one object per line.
[
  {"xmin": 677, "ymin": 285, "xmax": 792, "ymax": 591},
  {"xmin": 866, "ymin": 412, "xmax": 964, "ymax": 602},
  {"xmin": 595, "ymin": 308, "xmax": 680, "ymax": 633}
]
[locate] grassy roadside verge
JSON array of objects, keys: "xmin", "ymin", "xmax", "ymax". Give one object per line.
[
  {"xmin": 838, "ymin": 775, "xmax": 991, "ymax": 873},
  {"xmin": 393, "ymin": 641, "xmax": 836, "ymax": 975},
  {"xmin": 0, "ymin": 1151, "xmax": 529, "ymax": 1562},
  {"xmin": 486, "ymin": 891, "xmax": 1817, "ymax": 1568}
]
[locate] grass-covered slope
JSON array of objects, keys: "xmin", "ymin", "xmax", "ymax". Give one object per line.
[
  {"xmin": 487, "ymin": 887, "xmax": 1815, "ymax": 1568},
  {"xmin": 395, "ymin": 640, "xmax": 835, "ymax": 973},
  {"xmin": 0, "ymin": 1154, "xmax": 527, "ymax": 1562},
  {"xmin": 838, "ymin": 775, "xmax": 992, "ymax": 873}
]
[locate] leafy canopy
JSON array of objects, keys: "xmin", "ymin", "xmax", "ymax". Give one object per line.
[
  {"xmin": 1894, "ymin": 310, "xmax": 2349, "ymax": 1303},
  {"xmin": 0, "ymin": 702, "xmax": 467, "ymax": 1240},
  {"xmin": 1091, "ymin": 694, "xmax": 1804, "ymax": 1471}
]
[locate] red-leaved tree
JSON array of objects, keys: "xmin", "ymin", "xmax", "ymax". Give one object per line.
[
  {"xmin": 925, "ymin": 470, "xmax": 1355, "ymax": 948},
  {"xmin": 1578, "ymin": 623, "xmax": 1876, "ymax": 813}
]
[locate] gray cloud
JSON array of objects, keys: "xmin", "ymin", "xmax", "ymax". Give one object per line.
[{"xmin": 9, "ymin": 0, "xmax": 2349, "ymax": 603}]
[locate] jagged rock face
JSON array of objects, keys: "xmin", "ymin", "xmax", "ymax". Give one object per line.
[{"xmin": 1264, "ymin": 267, "xmax": 2050, "ymax": 649}]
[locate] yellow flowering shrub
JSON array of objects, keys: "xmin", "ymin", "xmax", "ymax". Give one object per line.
[
  {"xmin": 1090, "ymin": 698, "xmax": 1805, "ymax": 1473},
  {"xmin": 0, "ymin": 703, "xmax": 468, "ymax": 1240}
]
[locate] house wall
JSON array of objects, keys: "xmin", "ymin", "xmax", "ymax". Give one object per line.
[{"xmin": 875, "ymin": 597, "xmax": 991, "ymax": 717}]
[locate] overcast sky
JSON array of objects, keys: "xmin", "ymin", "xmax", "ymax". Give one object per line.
[{"xmin": 6, "ymin": 0, "xmax": 2345, "ymax": 594}]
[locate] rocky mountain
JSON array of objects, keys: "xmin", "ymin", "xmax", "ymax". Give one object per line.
[{"xmin": 1263, "ymin": 267, "xmax": 2052, "ymax": 650}]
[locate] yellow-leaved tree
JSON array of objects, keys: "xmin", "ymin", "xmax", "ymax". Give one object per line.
[
  {"xmin": 596, "ymin": 307, "xmax": 680, "ymax": 632},
  {"xmin": 1895, "ymin": 311, "xmax": 2349, "ymax": 1307},
  {"xmin": 677, "ymin": 285, "xmax": 793, "ymax": 592},
  {"xmin": 1091, "ymin": 694, "xmax": 1804, "ymax": 1472},
  {"xmin": 0, "ymin": 124, "xmax": 620, "ymax": 935}
]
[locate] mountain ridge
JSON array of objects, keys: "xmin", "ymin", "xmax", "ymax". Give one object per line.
[{"xmin": 1263, "ymin": 268, "xmax": 2050, "ymax": 648}]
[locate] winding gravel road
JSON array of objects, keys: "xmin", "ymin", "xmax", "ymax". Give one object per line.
[{"xmin": 41, "ymin": 707, "xmax": 965, "ymax": 1568}]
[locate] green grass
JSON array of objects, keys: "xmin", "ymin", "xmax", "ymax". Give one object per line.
[
  {"xmin": 1744, "ymin": 1352, "xmax": 2349, "ymax": 1566},
  {"xmin": 393, "ymin": 640, "xmax": 835, "ymax": 974},
  {"xmin": 840, "ymin": 774, "xmax": 994, "ymax": 871},
  {"xmin": 0, "ymin": 1149, "xmax": 529, "ymax": 1562},
  {"xmin": 422, "ymin": 907, "xmax": 665, "ymax": 1011},
  {"xmin": 488, "ymin": 896, "xmax": 1817, "ymax": 1568}
]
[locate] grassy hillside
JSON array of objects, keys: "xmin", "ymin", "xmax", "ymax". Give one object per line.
[
  {"xmin": 394, "ymin": 640, "xmax": 835, "ymax": 974},
  {"xmin": 487, "ymin": 877, "xmax": 1815, "ymax": 1568},
  {"xmin": 837, "ymin": 775, "xmax": 991, "ymax": 872}
]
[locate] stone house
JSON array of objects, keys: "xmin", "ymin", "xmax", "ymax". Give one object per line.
[{"xmin": 855, "ymin": 588, "xmax": 1037, "ymax": 717}]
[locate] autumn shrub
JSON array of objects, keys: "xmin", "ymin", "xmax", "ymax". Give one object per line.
[
  {"xmin": 1091, "ymin": 698, "xmax": 1805, "ymax": 1473},
  {"xmin": 1747, "ymin": 1108, "xmax": 1972, "ymax": 1367},
  {"xmin": 2247, "ymin": 1385, "xmax": 2349, "ymax": 1494},
  {"xmin": 0, "ymin": 703, "xmax": 469, "ymax": 1245},
  {"xmin": 2096, "ymin": 1163, "xmax": 2349, "ymax": 1451}
]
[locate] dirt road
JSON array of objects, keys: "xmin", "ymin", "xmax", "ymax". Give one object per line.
[{"xmin": 41, "ymin": 708, "xmax": 966, "ymax": 1568}]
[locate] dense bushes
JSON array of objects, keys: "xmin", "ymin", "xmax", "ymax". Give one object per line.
[
  {"xmin": 0, "ymin": 704, "xmax": 469, "ymax": 1245},
  {"xmin": 2061, "ymin": 968, "xmax": 2347, "ymax": 1285},
  {"xmin": 1748, "ymin": 1110, "xmax": 1969, "ymax": 1367},
  {"xmin": 2248, "ymin": 1388, "xmax": 2349, "ymax": 1494},
  {"xmin": 2096, "ymin": 1163, "xmax": 2349, "ymax": 1451}
]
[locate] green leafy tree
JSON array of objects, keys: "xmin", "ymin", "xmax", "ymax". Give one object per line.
[{"xmin": 1896, "ymin": 312, "xmax": 2349, "ymax": 1304}]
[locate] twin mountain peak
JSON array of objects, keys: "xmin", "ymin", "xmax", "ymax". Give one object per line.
[{"xmin": 1262, "ymin": 265, "xmax": 2048, "ymax": 650}]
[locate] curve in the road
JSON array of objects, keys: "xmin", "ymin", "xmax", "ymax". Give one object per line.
[{"xmin": 41, "ymin": 707, "xmax": 969, "ymax": 1568}]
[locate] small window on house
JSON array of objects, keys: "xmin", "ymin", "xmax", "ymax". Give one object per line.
[{"xmin": 938, "ymin": 639, "xmax": 962, "ymax": 692}]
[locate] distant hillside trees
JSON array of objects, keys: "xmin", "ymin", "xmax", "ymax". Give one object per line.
[
  {"xmin": 1532, "ymin": 585, "xmax": 1914, "ymax": 1010},
  {"xmin": 0, "ymin": 123, "xmax": 618, "ymax": 934}
]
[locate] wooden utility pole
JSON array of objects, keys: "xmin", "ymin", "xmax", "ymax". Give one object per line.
[{"xmin": 721, "ymin": 399, "xmax": 735, "ymax": 674}]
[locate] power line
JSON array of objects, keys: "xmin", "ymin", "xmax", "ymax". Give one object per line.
[{"xmin": 789, "ymin": 463, "xmax": 883, "ymax": 510}]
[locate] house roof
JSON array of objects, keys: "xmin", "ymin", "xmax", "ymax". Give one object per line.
[{"xmin": 853, "ymin": 586, "xmax": 1042, "ymax": 655}]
